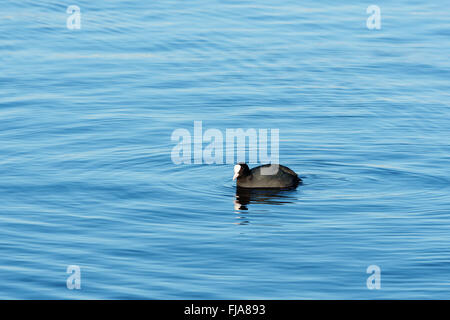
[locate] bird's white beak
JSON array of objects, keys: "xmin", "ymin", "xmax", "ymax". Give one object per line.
[{"xmin": 233, "ymin": 164, "xmax": 241, "ymax": 181}]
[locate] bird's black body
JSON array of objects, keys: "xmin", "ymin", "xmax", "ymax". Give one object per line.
[{"xmin": 234, "ymin": 163, "xmax": 301, "ymax": 189}]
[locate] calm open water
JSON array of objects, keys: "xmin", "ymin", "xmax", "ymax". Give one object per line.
[{"xmin": 1, "ymin": 0, "xmax": 449, "ymax": 299}]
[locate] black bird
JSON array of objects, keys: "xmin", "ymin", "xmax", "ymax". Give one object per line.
[{"xmin": 233, "ymin": 163, "xmax": 301, "ymax": 189}]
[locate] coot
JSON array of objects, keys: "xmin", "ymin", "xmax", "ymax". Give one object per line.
[{"xmin": 233, "ymin": 163, "xmax": 301, "ymax": 189}]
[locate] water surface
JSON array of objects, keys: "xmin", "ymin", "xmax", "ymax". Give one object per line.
[{"xmin": 1, "ymin": 0, "xmax": 450, "ymax": 299}]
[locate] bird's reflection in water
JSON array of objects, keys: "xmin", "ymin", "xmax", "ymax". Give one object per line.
[
  {"xmin": 234, "ymin": 187, "xmax": 297, "ymax": 212},
  {"xmin": 233, "ymin": 188, "xmax": 298, "ymax": 225}
]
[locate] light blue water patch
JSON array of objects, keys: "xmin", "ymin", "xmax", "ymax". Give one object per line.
[{"xmin": 0, "ymin": 0, "xmax": 449, "ymax": 299}]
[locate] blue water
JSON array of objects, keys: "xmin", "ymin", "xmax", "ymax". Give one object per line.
[{"xmin": 1, "ymin": 0, "xmax": 450, "ymax": 299}]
